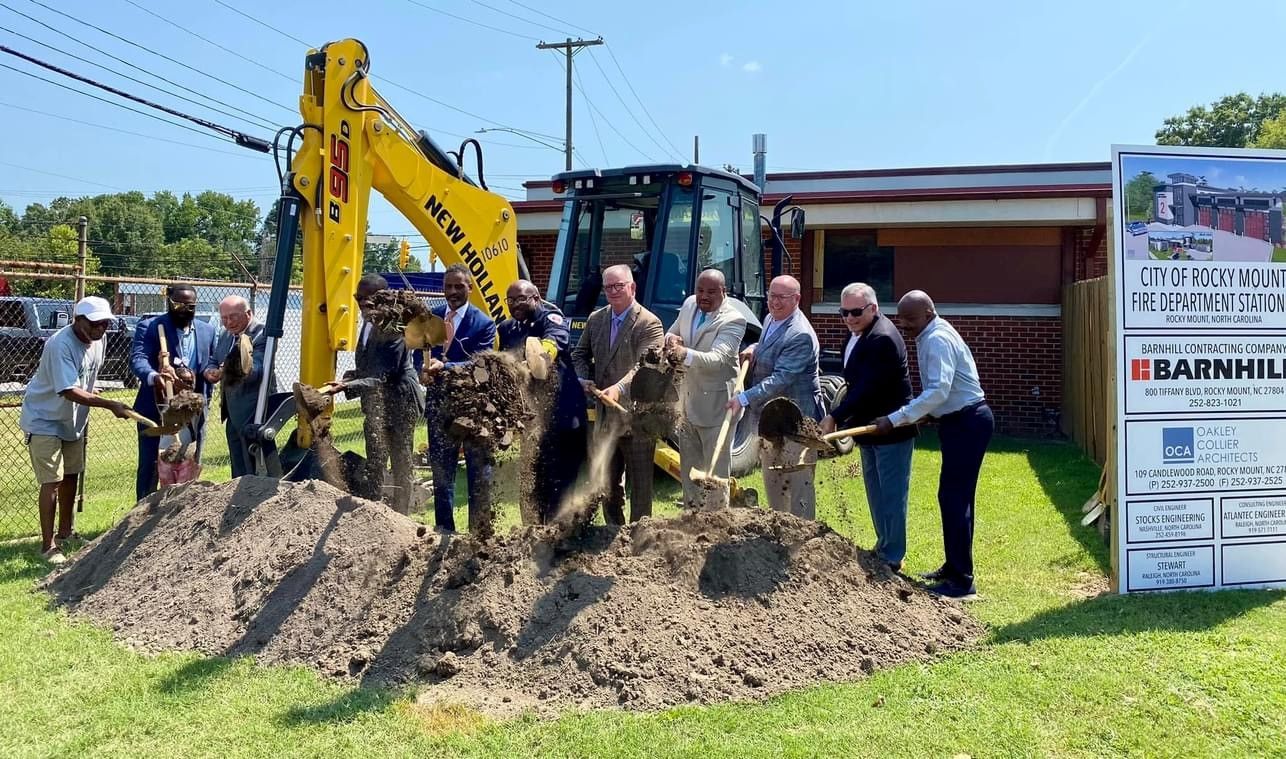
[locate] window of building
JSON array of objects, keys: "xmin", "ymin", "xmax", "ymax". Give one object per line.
[{"xmin": 821, "ymin": 230, "xmax": 894, "ymax": 302}]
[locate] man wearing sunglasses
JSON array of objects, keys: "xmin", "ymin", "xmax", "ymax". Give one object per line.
[
  {"xmin": 497, "ymin": 279, "xmax": 587, "ymax": 524},
  {"xmin": 820, "ymin": 283, "xmax": 916, "ymax": 572},
  {"xmin": 129, "ymin": 284, "xmax": 216, "ymax": 500},
  {"xmin": 729, "ymin": 275, "xmax": 824, "ymax": 518}
]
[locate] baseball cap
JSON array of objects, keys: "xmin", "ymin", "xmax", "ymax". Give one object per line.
[{"xmin": 74, "ymin": 296, "xmax": 114, "ymax": 323}]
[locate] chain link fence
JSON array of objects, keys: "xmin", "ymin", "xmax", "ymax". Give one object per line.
[{"xmin": 0, "ymin": 266, "xmax": 443, "ymax": 540}]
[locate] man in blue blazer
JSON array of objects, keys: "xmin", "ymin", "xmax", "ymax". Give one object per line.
[
  {"xmin": 422, "ymin": 263, "xmax": 497, "ymax": 532},
  {"xmin": 729, "ymin": 275, "xmax": 824, "ymax": 519},
  {"xmin": 130, "ymin": 284, "xmax": 217, "ymax": 500}
]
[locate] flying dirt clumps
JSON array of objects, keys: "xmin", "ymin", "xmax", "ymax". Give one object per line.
[
  {"xmin": 161, "ymin": 389, "xmax": 205, "ymax": 429},
  {"xmin": 42, "ymin": 478, "xmax": 983, "ymax": 718},
  {"xmin": 364, "ymin": 289, "xmax": 430, "ymax": 334},
  {"xmin": 431, "ymin": 350, "xmax": 531, "ymax": 452}
]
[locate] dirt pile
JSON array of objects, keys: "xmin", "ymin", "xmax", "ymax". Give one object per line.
[{"xmin": 43, "ymin": 478, "xmax": 982, "ymax": 717}]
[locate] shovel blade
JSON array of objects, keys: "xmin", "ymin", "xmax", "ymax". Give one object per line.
[
  {"xmin": 403, "ymin": 313, "xmax": 448, "ymax": 349},
  {"xmin": 525, "ymin": 337, "xmax": 549, "ymax": 380}
]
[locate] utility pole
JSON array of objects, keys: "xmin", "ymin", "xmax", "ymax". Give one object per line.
[
  {"xmin": 75, "ymin": 215, "xmax": 87, "ymax": 301},
  {"xmin": 536, "ymin": 37, "xmax": 603, "ymax": 171},
  {"xmin": 693, "ymin": 135, "xmax": 699, "ymax": 164}
]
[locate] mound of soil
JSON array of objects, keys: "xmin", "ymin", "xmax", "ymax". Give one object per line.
[{"xmin": 43, "ymin": 478, "xmax": 982, "ymax": 717}]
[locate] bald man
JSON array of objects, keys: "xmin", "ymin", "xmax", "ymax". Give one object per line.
[
  {"xmin": 730, "ymin": 274, "xmax": 824, "ymax": 518},
  {"xmin": 207, "ymin": 295, "xmax": 274, "ymax": 478},
  {"xmin": 572, "ymin": 264, "xmax": 664, "ymax": 523},
  {"xmin": 665, "ymin": 268, "xmax": 746, "ymax": 508},
  {"xmin": 875, "ymin": 290, "xmax": 991, "ymax": 600}
]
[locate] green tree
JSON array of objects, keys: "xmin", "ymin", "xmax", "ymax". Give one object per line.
[
  {"xmin": 92, "ymin": 194, "xmax": 165, "ymax": 276},
  {"xmin": 2, "ymin": 225, "xmax": 103, "ymax": 300},
  {"xmin": 0, "ymin": 200, "xmax": 17, "ymax": 232},
  {"xmin": 1253, "ymin": 113, "xmax": 1286, "ymax": 149},
  {"xmin": 1124, "ymin": 171, "xmax": 1158, "ymax": 221},
  {"xmin": 363, "ymin": 237, "xmax": 422, "ymax": 274},
  {"xmin": 1156, "ymin": 92, "xmax": 1286, "ymax": 147}
]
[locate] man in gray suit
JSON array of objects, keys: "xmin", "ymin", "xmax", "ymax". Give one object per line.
[
  {"xmin": 572, "ymin": 264, "xmax": 665, "ymax": 523},
  {"xmin": 204, "ymin": 296, "xmax": 274, "ymax": 478},
  {"xmin": 665, "ymin": 269, "xmax": 746, "ymax": 509},
  {"xmin": 729, "ymin": 275, "xmax": 824, "ymax": 518}
]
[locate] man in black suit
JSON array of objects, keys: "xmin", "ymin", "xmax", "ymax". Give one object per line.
[
  {"xmin": 330, "ymin": 274, "xmax": 425, "ymax": 514},
  {"xmin": 820, "ymin": 282, "xmax": 916, "ymax": 571}
]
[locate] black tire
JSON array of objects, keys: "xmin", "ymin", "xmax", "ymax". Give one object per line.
[
  {"xmin": 729, "ymin": 409, "xmax": 759, "ymax": 477},
  {"xmin": 820, "ymin": 374, "xmax": 855, "ymax": 456}
]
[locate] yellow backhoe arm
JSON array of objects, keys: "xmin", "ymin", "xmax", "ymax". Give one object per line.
[{"xmin": 285, "ymin": 38, "xmax": 518, "ymax": 388}]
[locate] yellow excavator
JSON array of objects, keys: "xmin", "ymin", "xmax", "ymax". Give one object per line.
[{"xmin": 245, "ymin": 38, "xmax": 820, "ymax": 482}]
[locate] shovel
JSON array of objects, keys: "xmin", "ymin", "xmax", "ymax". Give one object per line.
[
  {"xmin": 124, "ymin": 407, "xmax": 183, "ymax": 437},
  {"xmin": 588, "ymin": 384, "xmax": 630, "ymax": 415},
  {"xmin": 757, "ymin": 398, "xmax": 832, "ymax": 452},
  {"xmin": 766, "ymin": 424, "xmax": 883, "ymax": 472},
  {"xmin": 689, "ymin": 358, "xmax": 752, "ymax": 485},
  {"xmin": 403, "ymin": 312, "xmax": 449, "ymax": 350},
  {"xmin": 524, "ymin": 336, "xmax": 551, "ymax": 381}
]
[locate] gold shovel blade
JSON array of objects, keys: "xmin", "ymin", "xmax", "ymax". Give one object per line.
[
  {"xmin": 403, "ymin": 313, "xmax": 448, "ymax": 349},
  {"xmin": 525, "ymin": 337, "xmax": 550, "ymax": 380}
]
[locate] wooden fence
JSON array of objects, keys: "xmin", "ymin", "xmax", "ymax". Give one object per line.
[{"xmin": 1061, "ymin": 275, "xmax": 1114, "ymax": 465}]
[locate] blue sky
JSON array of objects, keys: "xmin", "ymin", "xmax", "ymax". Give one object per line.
[{"xmin": 3, "ymin": 0, "xmax": 1286, "ymax": 268}]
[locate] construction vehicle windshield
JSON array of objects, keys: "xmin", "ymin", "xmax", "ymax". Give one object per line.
[{"xmin": 548, "ymin": 167, "xmax": 766, "ymax": 329}]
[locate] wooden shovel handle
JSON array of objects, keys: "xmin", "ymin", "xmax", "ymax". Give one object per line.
[
  {"xmin": 821, "ymin": 424, "xmax": 879, "ymax": 442},
  {"xmin": 590, "ymin": 385, "xmax": 629, "ymax": 414},
  {"xmin": 122, "ymin": 408, "xmax": 158, "ymax": 428},
  {"xmin": 706, "ymin": 358, "xmax": 753, "ymax": 473}
]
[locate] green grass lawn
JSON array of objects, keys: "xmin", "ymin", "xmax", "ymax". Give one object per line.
[{"xmin": 1, "ymin": 434, "xmax": 1283, "ymax": 758}]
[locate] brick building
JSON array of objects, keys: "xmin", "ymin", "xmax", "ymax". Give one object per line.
[{"xmin": 512, "ymin": 161, "xmax": 1112, "ymax": 436}]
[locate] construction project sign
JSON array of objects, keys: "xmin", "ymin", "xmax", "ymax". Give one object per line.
[{"xmin": 1113, "ymin": 145, "xmax": 1286, "ymax": 593}]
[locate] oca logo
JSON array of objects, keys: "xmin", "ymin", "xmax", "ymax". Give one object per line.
[{"xmin": 1162, "ymin": 427, "xmax": 1195, "ymax": 464}]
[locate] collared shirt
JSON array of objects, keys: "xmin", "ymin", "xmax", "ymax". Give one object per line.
[
  {"xmin": 20, "ymin": 325, "xmax": 103, "ymax": 440},
  {"xmin": 178, "ymin": 324, "xmax": 196, "ymax": 370},
  {"xmin": 843, "ymin": 333, "xmax": 860, "ymax": 367},
  {"xmin": 888, "ymin": 316, "xmax": 985, "ymax": 427},
  {"xmin": 609, "ymin": 306, "xmax": 629, "ymax": 346},
  {"xmin": 445, "ymin": 302, "xmax": 469, "ymax": 333}
]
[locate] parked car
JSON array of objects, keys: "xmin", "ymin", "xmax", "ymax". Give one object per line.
[{"xmin": 0, "ymin": 296, "xmax": 138, "ymax": 386}]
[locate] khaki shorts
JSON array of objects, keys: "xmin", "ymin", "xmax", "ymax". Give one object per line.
[{"xmin": 27, "ymin": 434, "xmax": 86, "ymax": 485}]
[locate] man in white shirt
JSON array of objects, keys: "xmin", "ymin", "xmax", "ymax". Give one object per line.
[
  {"xmin": 664, "ymin": 268, "xmax": 746, "ymax": 509},
  {"xmin": 20, "ymin": 297, "xmax": 130, "ymax": 564},
  {"xmin": 875, "ymin": 290, "xmax": 992, "ymax": 599}
]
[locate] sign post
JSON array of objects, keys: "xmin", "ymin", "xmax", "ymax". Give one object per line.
[{"xmin": 1113, "ymin": 145, "xmax": 1286, "ymax": 592}]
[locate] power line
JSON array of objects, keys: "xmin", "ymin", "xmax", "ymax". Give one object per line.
[
  {"xmin": 0, "ymin": 46, "xmax": 271, "ymax": 150},
  {"xmin": 601, "ymin": 46, "xmax": 687, "ymax": 161},
  {"xmin": 0, "ymin": 160, "xmax": 124, "ymax": 190},
  {"xmin": 18, "ymin": 0, "xmax": 295, "ymax": 116},
  {"xmin": 402, "ymin": 0, "xmax": 540, "ymax": 42},
  {"xmin": 467, "ymin": 0, "xmax": 568, "ymax": 36},
  {"xmin": 546, "ymin": 50, "xmax": 656, "ymax": 163},
  {"xmin": 502, "ymin": 0, "xmax": 599, "ymax": 37},
  {"xmin": 584, "ymin": 47, "xmax": 681, "ymax": 162},
  {"xmin": 209, "ymin": 0, "xmax": 311, "ymax": 48},
  {"xmin": 0, "ymin": 100, "xmax": 268, "ymax": 159},
  {"xmin": 119, "ymin": 0, "xmax": 295, "ymax": 84},
  {"xmin": 573, "ymin": 64, "xmax": 609, "ymax": 166},
  {"xmin": 0, "ymin": 3, "xmax": 280, "ymax": 130},
  {"xmin": 0, "ymin": 23, "xmax": 278, "ymax": 132}
]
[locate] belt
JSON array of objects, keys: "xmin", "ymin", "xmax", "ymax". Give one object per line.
[{"xmin": 934, "ymin": 400, "xmax": 987, "ymax": 420}]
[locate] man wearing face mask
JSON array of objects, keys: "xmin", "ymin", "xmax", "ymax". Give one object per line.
[{"xmin": 130, "ymin": 284, "xmax": 216, "ymax": 500}]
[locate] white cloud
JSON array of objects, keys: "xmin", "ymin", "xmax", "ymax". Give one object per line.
[
  {"xmin": 742, "ymin": 60, "xmax": 761, "ymax": 73},
  {"xmin": 719, "ymin": 52, "xmax": 734, "ymax": 67}
]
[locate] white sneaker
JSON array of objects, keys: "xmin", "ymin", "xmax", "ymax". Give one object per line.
[{"xmin": 41, "ymin": 547, "xmax": 67, "ymax": 566}]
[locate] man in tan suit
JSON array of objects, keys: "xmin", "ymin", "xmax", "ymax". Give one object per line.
[
  {"xmin": 665, "ymin": 269, "xmax": 747, "ymax": 509},
  {"xmin": 572, "ymin": 264, "xmax": 665, "ymax": 523}
]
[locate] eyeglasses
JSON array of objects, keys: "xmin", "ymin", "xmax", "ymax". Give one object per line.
[
  {"xmin": 504, "ymin": 295, "xmax": 534, "ymax": 305},
  {"xmin": 603, "ymin": 282, "xmax": 630, "ymax": 294},
  {"xmin": 839, "ymin": 304, "xmax": 872, "ymax": 318},
  {"xmin": 168, "ymin": 298, "xmax": 197, "ymax": 312},
  {"xmin": 767, "ymin": 292, "xmax": 797, "ymax": 302}
]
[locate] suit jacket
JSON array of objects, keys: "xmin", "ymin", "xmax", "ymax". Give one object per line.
[
  {"xmin": 347, "ymin": 321, "xmax": 425, "ymax": 416},
  {"xmin": 742, "ymin": 308, "xmax": 823, "ymax": 421},
  {"xmin": 214, "ymin": 319, "xmax": 276, "ymax": 428},
  {"xmin": 829, "ymin": 312, "xmax": 917, "ymax": 446},
  {"xmin": 130, "ymin": 313, "xmax": 216, "ymax": 422},
  {"xmin": 429, "ymin": 302, "xmax": 497, "ymax": 365},
  {"xmin": 666, "ymin": 296, "xmax": 747, "ymax": 427},
  {"xmin": 572, "ymin": 301, "xmax": 664, "ymax": 422}
]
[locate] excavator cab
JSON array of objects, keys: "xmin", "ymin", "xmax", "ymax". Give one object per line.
[{"xmin": 546, "ymin": 165, "xmax": 767, "ymax": 340}]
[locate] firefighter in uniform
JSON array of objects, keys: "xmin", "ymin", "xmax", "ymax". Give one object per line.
[{"xmin": 497, "ymin": 280, "xmax": 588, "ymax": 523}]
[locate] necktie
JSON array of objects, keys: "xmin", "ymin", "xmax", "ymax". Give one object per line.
[
  {"xmin": 443, "ymin": 309, "xmax": 457, "ymax": 347},
  {"xmin": 692, "ymin": 310, "xmax": 706, "ymax": 343},
  {"xmin": 609, "ymin": 314, "xmax": 621, "ymax": 347}
]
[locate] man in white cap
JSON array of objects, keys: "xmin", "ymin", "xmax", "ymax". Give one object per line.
[{"xmin": 20, "ymin": 296, "xmax": 131, "ymax": 564}]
